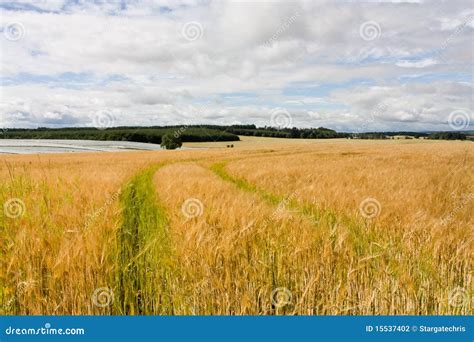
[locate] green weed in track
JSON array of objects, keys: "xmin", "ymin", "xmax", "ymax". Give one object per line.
[
  {"xmin": 210, "ymin": 162, "xmax": 280, "ymax": 205},
  {"xmin": 210, "ymin": 161, "xmax": 387, "ymax": 252},
  {"xmin": 116, "ymin": 164, "xmax": 175, "ymax": 314},
  {"xmin": 210, "ymin": 161, "xmax": 335, "ymax": 224}
]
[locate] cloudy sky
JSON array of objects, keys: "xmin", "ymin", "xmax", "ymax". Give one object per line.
[{"xmin": 0, "ymin": 0, "xmax": 473, "ymax": 132}]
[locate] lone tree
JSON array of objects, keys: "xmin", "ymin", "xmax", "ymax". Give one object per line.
[{"xmin": 161, "ymin": 133, "xmax": 182, "ymax": 150}]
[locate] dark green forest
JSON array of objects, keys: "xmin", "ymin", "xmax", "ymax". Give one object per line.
[
  {"xmin": 0, "ymin": 126, "xmax": 240, "ymax": 144},
  {"xmin": 0, "ymin": 125, "xmax": 470, "ymax": 143},
  {"xmin": 0, "ymin": 125, "xmax": 345, "ymax": 143}
]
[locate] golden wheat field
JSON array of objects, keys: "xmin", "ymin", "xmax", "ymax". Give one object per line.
[{"xmin": 0, "ymin": 137, "xmax": 472, "ymax": 315}]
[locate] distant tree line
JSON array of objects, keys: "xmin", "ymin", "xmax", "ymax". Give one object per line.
[
  {"xmin": 352, "ymin": 131, "xmax": 469, "ymax": 140},
  {"xmin": 0, "ymin": 125, "xmax": 347, "ymax": 142},
  {"xmin": 0, "ymin": 125, "xmax": 470, "ymax": 143},
  {"xmin": 0, "ymin": 126, "xmax": 240, "ymax": 144},
  {"xmin": 225, "ymin": 125, "xmax": 346, "ymax": 139},
  {"xmin": 352, "ymin": 133, "xmax": 388, "ymax": 139},
  {"xmin": 427, "ymin": 132, "xmax": 467, "ymax": 140}
]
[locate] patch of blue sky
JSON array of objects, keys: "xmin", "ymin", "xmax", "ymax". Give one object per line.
[
  {"xmin": 29, "ymin": 49, "xmax": 46, "ymax": 57},
  {"xmin": 159, "ymin": 6, "xmax": 173, "ymax": 14},
  {"xmin": 58, "ymin": 0, "xmax": 124, "ymax": 14},
  {"xmin": 71, "ymin": 1, "xmax": 175, "ymax": 16},
  {"xmin": 188, "ymin": 92, "xmax": 262, "ymax": 107},
  {"xmin": 283, "ymin": 78, "xmax": 375, "ymax": 97},
  {"xmin": 399, "ymin": 50, "xmax": 440, "ymax": 61},
  {"xmin": 218, "ymin": 92, "xmax": 258, "ymax": 98},
  {"xmin": 284, "ymin": 101, "xmax": 348, "ymax": 110},
  {"xmin": 0, "ymin": 1, "xmax": 52, "ymax": 13},
  {"xmin": 0, "ymin": 0, "xmax": 168, "ymax": 15},
  {"xmin": 336, "ymin": 49, "xmax": 442, "ymax": 66},
  {"xmin": 0, "ymin": 72, "xmax": 128, "ymax": 89},
  {"xmin": 217, "ymin": 92, "xmax": 262, "ymax": 105},
  {"xmin": 345, "ymin": 55, "xmax": 399, "ymax": 65},
  {"xmin": 397, "ymin": 72, "xmax": 472, "ymax": 84},
  {"xmin": 212, "ymin": 92, "xmax": 346, "ymax": 110}
]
